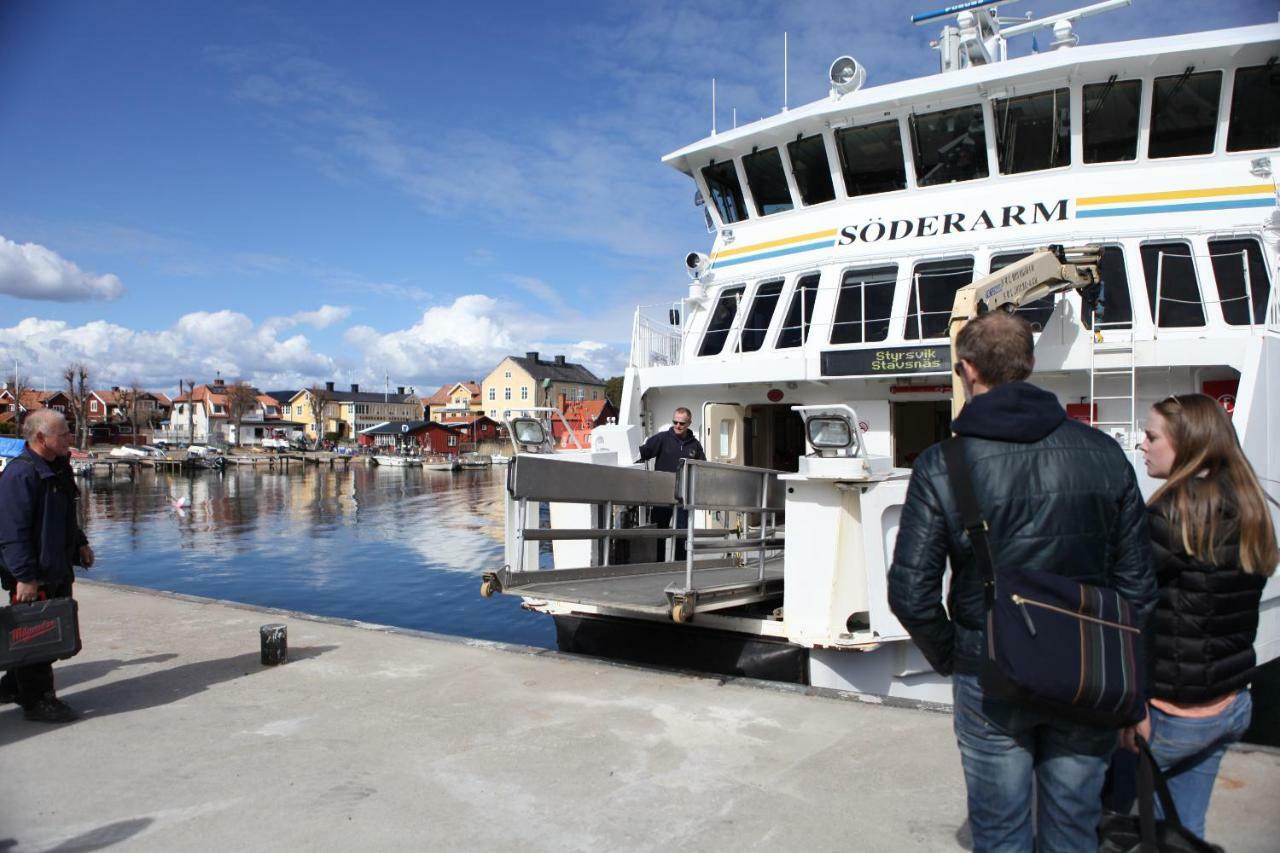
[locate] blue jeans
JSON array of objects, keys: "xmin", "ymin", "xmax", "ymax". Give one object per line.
[
  {"xmin": 1147, "ymin": 690, "xmax": 1252, "ymax": 840},
  {"xmin": 953, "ymin": 673, "xmax": 1118, "ymax": 853}
]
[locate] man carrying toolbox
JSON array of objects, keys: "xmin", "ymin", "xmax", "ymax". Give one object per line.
[{"xmin": 0, "ymin": 408, "xmax": 93, "ymax": 723}]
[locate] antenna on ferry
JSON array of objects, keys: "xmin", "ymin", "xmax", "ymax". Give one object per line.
[
  {"xmin": 782, "ymin": 31, "xmax": 789, "ymax": 113},
  {"xmin": 711, "ymin": 78, "xmax": 717, "ymax": 136}
]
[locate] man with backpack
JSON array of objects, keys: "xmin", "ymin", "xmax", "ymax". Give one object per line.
[
  {"xmin": 888, "ymin": 311, "xmax": 1157, "ymax": 851},
  {"xmin": 0, "ymin": 408, "xmax": 92, "ymax": 723}
]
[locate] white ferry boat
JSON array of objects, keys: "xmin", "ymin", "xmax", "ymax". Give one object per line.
[{"xmin": 484, "ymin": 1, "xmax": 1280, "ymax": 706}]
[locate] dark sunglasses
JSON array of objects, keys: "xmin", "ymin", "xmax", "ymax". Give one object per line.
[{"xmin": 672, "ymin": 420, "xmax": 691, "ymax": 426}]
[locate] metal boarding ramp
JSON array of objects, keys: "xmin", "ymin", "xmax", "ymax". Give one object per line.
[{"xmin": 481, "ymin": 455, "xmax": 785, "ymax": 624}]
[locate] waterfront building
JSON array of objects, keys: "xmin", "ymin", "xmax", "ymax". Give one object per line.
[
  {"xmin": 424, "ymin": 381, "xmax": 483, "ymax": 423},
  {"xmin": 357, "ymin": 419, "xmax": 464, "ymax": 455},
  {"xmin": 481, "ymin": 352, "xmax": 604, "ymax": 421},
  {"xmin": 291, "ymin": 382, "xmax": 421, "ymax": 442},
  {"xmin": 549, "ymin": 397, "xmax": 618, "ymax": 449}
]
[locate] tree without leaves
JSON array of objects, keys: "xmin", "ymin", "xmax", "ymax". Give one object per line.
[
  {"xmin": 63, "ymin": 362, "xmax": 91, "ymax": 449},
  {"xmin": 113, "ymin": 385, "xmax": 141, "ymax": 442},
  {"xmin": 306, "ymin": 384, "xmax": 334, "ymax": 449},
  {"xmin": 224, "ymin": 381, "xmax": 260, "ymax": 447}
]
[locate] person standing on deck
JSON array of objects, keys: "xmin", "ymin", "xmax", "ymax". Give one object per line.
[
  {"xmin": 887, "ymin": 311, "xmax": 1157, "ymax": 852},
  {"xmin": 0, "ymin": 408, "xmax": 93, "ymax": 723},
  {"xmin": 638, "ymin": 407, "xmax": 705, "ymax": 560}
]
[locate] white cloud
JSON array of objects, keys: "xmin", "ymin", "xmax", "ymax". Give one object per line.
[
  {"xmin": 0, "ymin": 235, "xmax": 125, "ymax": 302},
  {"xmin": 290, "ymin": 304, "xmax": 352, "ymax": 329}
]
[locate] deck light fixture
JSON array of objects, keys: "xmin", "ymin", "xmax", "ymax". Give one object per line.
[
  {"xmin": 685, "ymin": 252, "xmax": 710, "ymax": 279},
  {"xmin": 829, "ymin": 55, "xmax": 866, "ymax": 97}
]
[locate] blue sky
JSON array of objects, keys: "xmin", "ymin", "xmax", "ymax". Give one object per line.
[{"xmin": 1, "ymin": 0, "xmax": 1274, "ymax": 394}]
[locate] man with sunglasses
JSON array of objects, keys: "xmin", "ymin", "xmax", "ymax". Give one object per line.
[
  {"xmin": 0, "ymin": 408, "xmax": 93, "ymax": 723},
  {"xmin": 638, "ymin": 407, "xmax": 705, "ymax": 560}
]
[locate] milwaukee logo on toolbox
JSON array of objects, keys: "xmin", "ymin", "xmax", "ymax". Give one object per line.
[{"xmin": 10, "ymin": 619, "xmax": 61, "ymax": 648}]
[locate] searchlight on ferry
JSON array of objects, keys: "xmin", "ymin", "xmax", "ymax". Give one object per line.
[
  {"xmin": 685, "ymin": 251, "xmax": 709, "ymax": 279},
  {"xmin": 828, "ymin": 56, "xmax": 866, "ymax": 97}
]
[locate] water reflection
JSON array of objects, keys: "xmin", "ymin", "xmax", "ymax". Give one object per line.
[{"xmin": 80, "ymin": 465, "xmax": 552, "ymax": 648}]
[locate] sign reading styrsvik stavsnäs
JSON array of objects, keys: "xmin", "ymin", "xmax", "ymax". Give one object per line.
[
  {"xmin": 822, "ymin": 346, "xmax": 952, "ymax": 377},
  {"xmin": 836, "ymin": 199, "xmax": 1068, "ymax": 245}
]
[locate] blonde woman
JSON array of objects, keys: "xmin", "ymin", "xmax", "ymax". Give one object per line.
[{"xmin": 1127, "ymin": 393, "xmax": 1279, "ymax": 838}]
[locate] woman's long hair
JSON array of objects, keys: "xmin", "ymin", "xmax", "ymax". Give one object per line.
[{"xmin": 1149, "ymin": 394, "xmax": 1278, "ymax": 576}]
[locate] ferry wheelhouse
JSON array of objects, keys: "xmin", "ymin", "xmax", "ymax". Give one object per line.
[{"xmin": 485, "ymin": 2, "xmax": 1280, "ymax": 705}]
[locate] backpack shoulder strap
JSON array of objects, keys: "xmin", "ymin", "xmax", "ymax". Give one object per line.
[{"xmin": 941, "ymin": 437, "xmax": 997, "ymax": 604}]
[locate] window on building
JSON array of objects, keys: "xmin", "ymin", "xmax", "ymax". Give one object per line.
[
  {"xmin": 836, "ymin": 120, "xmax": 906, "ymax": 197},
  {"xmin": 504, "ymin": 371, "xmax": 511, "ymax": 379},
  {"xmin": 787, "ymin": 134, "xmax": 836, "ymax": 205},
  {"xmin": 905, "ymin": 258, "xmax": 976, "ymax": 339},
  {"xmin": 699, "ymin": 285, "xmax": 745, "ymax": 357},
  {"xmin": 776, "ymin": 273, "xmax": 821, "ymax": 349},
  {"xmin": 355, "ymin": 403, "xmax": 369, "ymax": 414},
  {"xmin": 990, "ymin": 252, "xmax": 1055, "ymax": 330},
  {"xmin": 1083, "ymin": 78, "xmax": 1141, "ymax": 163},
  {"xmin": 831, "ymin": 265, "xmax": 896, "ymax": 344},
  {"xmin": 742, "ymin": 147, "xmax": 793, "ymax": 216},
  {"xmin": 738, "ymin": 279, "xmax": 784, "ymax": 352},
  {"xmin": 489, "ymin": 408, "xmax": 496, "ymax": 417},
  {"xmin": 504, "ymin": 388, "xmax": 512, "ymax": 400},
  {"xmin": 1227, "ymin": 64, "xmax": 1280, "ymax": 152},
  {"xmin": 1149, "ymin": 70, "xmax": 1222, "ymax": 159},
  {"xmin": 487, "ymin": 388, "xmax": 495, "ymax": 401},
  {"xmin": 448, "ymin": 435, "xmax": 457, "ymax": 447},
  {"xmin": 1209, "ymin": 238, "xmax": 1271, "ymax": 325},
  {"xmin": 212, "ymin": 404, "xmax": 225, "ymax": 414},
  {"xmin": 910, "ymin": 104, "xmax": 988, "ymax": 186},
  {"xmin": 994, "ymin": 88, "xmax": 1070, "ymax": 174},
  {"xmin": 701, "ymin": 160, "xmax": 747, "ymax": 224},
  {"xmin": 1082, "ymin": 245, "xmax": 1133, "ymax": 331},
  {"xmin": 1141, "ymin": 242, "xmax": 1205, "ymax": 327},
  {"xmin": 521, "ymin": 386, "xmax": 529, "ymax": 400}
]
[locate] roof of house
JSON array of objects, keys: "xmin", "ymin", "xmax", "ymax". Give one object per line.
[
  {"xmin": 563, "ymin": 399, "xmax": 615, "ymax": 423},
  {"xmin": 505, "ymin": 353, "xmax": 603, "ymax": 386},
  {"xmin": 425, "ymin": 381, "xmax": 481, "ymax": 406},
  {"xmin": 263, "ymin": 390, "xmax": 298, "ymax": 405}
]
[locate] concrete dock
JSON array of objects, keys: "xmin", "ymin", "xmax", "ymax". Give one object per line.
[{"xmin": 2, "ymin": 582, "xmax": 1277, "ymax": 852}]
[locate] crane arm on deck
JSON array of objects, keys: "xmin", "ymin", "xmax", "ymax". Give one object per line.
[{"xmin": 948, "ymin": 244, "xmax": 1103, "ymax": 417}]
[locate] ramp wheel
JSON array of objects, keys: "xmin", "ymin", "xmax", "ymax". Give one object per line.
[
  {"xmin": 671, "ymin": 598, "xmax": 694, "ymax": 624},
  {"xmin": 480, "ymin": 576, "xmax": 498, "ymax": 598}
]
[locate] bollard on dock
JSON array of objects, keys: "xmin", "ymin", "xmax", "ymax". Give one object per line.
[{"xmin": 260, "ymin": 623, "xmax": 288, "ymax": 665}]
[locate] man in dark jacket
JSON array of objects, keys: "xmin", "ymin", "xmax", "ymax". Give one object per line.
[
  {"xmin": 0, "ymin": 408, "xmax": 93, "ymax": 723},
  {"xmin": 888, "ymin": 311, "xmax": 1155, "ymax": 852},
  {"xmin": 638, "ymin": 407, "xmax": 705, "ymax": 560}
]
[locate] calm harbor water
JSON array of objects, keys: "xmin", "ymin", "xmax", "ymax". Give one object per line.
[{"xmin": 77, "ymin": 463, "xmax": 555, "ymax": 649}]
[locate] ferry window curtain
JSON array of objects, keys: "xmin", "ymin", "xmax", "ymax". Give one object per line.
[
  {"xmin": 701, "ymin": 161, "xmax": 747, "ymax": 224},
  {"xmin": 776, "ymin": 274, "xmax": 821, "ymax": 348},
  {"xmin": 1227, "ymin": 64, "xmax": 1280, "ymax": 152},
  {"xmin": 835, "ymin": 120, "xmax": 907, "ymax": 196},
  {"xmin": 1140, "ymin": 242, "xmax": 1205, "ymax": 327},
  {"xmin": 831, "ymin": 265, "xmax": 897, "ymax": 344},
  {"xmin": 994, "ymin": 89, "xmax": 1070, "ymax": 174},
  {"xmin": 905, "ymin": 258, "xmax": 975, "ymax": 340},
  {"xmin": 909, "ymin": 105, "xmax": 988, "ymax": 186},
  {"xmin": 742, "ymin": 148, "xmax": 794, "ymax": 216},
  {"xmin": 1083, "ymin": 78, "xmax": 1141, "ymax": 163},
  {"xmin": 738, "ymin": 280, "xmax": 784, "ymax": 352},
  {"xmin": 1149, "ymin": 70, "xmax": 1222, "ymax": 159},
  {"xmin": 1209, "ymin": 238, "xmax": 1271, "ymax": 325},
  {"xmin": 699, "ymin": 285, "xmax": 745, "ymax": 357},
  {"xmin": 990, "ymin": 252, "xmax": 1055, "ymax": 330},
  {"xmin": 786, "ymin": 135, "xmax": 836, "ymax": 205},
  {"xmin": 1082, "ymin": 245, "xmax": 1133, "ymax": 330}
]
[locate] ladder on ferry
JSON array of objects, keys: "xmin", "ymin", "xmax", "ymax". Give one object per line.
[{"xmin": 1089, "ymin": 321, "xmax": 1137, "ymax": 450}]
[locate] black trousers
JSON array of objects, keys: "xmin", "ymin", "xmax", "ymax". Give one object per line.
[
  {"xmin": 1, "ymin": 577, "xmax": 74, "ymax": 707},
  {"xmin": 650, "ymin": 506, "xmax": 690, "ymax": 562}
]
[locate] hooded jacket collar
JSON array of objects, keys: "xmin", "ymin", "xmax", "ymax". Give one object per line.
[{"xmin": 951, "ymin": 381, "xmax": 1066, "ymax": 443}]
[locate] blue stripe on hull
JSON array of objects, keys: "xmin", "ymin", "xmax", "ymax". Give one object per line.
[
  {"xmin": 709, "ymin": 240, "xmax": 833, "ymax": 269},
  {"xmin": 1077, "ymin": 198, "xmax": 1275, "ymax": 218}
]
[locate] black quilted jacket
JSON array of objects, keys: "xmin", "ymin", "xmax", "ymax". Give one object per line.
[
  {"xmin": 1147, "ymin": 498, "xmax": 1267, "ymax": 703},
  {"xmin": 887, "ymin": 381, "xmax": 1157, "ymax": 676}
]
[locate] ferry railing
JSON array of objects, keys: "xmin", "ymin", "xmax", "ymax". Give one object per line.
[{"xmin": 630, "ymin": 304, "xmax": 684, "ymax": 368}]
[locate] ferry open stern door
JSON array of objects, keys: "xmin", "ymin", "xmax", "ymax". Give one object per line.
[{"xmin": 702, "ymin": 402, "xmax": 745, "ymax": 465}]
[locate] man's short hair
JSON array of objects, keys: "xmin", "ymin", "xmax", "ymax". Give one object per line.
[
  {"xmin": 955, "ymin": 311, "xmax": 1034, "ymax": 386},
  {"xmin": 22, "ymin": 408, "xmax": 67, "ymax": 441},
  {"xmin": 673, "ymin": 407, "xmax": 692, "ymax": 420}
]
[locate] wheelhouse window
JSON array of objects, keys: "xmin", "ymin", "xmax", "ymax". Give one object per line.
[
  {"xmin": 1149, "ymin": 70, "xmax": 1222, "ymax": 159},
  {"xmin": 909, "ymin": 105, "xmax": 988, "ymax": 186},
  {"xmin": 1227, "ymin": 64, "xmax": 1280, "ymax": 152},
  {"xmin": 835, "ymin": 120, "xmax": 907, "ymax": 196},
  {"xmin": 699, "ymin": 285, "xmax": 745, "ymax": 357},
  {"xmin": 831, "ymin": 265, "xmax": 896, "ymax": 344},
  {"xmin": 786, "ymin": 134, "xmax": 836, "ymax": 205},
  {"xmin": 738, "ymin": 280, "xmax": 784, "ymax": 352},
  {"xmin": 905, "ymin": 258, "xmax": 975, "ymax": 339},
  {"xmin": 994, "ymin": 89, "xmax": 1070, "ymax": 174},
  {"xmin": 776, "ymin": 274, "xmax": 821, "ymax": 348},
  {"xmin": 701, "ymin": 160, "xmax": 747, "ymax": 224},
  {"xmin": 742, "ymin": 148, "xmax": 793, "ymax": 216},
  {"xmin": 1083, "ymin": 245, "xmax": 1133, "ymax": 331},
  {"xmin": 990, "ymin": 252, "xmax": 1055, "ymax": 330},
  {"xmin": 1083, "ymin": 78, "xmax": 1141, "ymax": 163},
  {"xmin": 1209, "ymin": 238, "xmax": 1271, "ymax": 325},
  {"xmin": 1141, "ymin": 242, "xmax": 1205, "ymax": 327}
]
